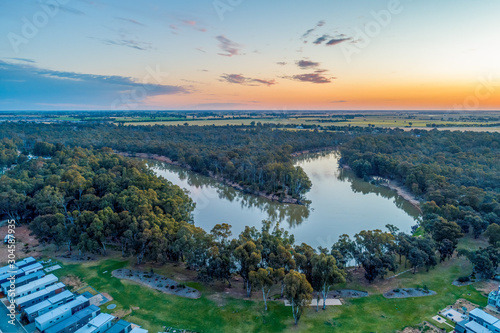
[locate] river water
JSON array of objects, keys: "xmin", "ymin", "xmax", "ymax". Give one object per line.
[{"xmin": 151, "ymin": 152, "xmax": 420, "ymax": 248}]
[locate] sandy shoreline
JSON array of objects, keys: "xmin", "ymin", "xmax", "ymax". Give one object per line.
[{"xmin": 379, "ymin": 180, "xmax": 422, "ymax": 212}]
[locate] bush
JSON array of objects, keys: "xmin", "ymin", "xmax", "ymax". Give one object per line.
[{"xmin": 457, "ymin": 276, "xmax": 470, "ymax": 283}]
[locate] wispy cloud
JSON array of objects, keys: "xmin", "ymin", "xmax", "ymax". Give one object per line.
[
  {"xmin": 216, "ymin": 35, "xmax": 242, "ymax": 57},
  {"xmin": 220, "ymin": 74, "xmax": 276, "ymax": 86},
  {"xmin": 95, "ymin": 37, "xmax": 153, "ymax": 51},
  {"xmin": 115, "ymin": 17, "xmax": 145, "ymax": 26},
  {"xmin": 287, "ymin": 73, "xmax": 334, "ymax": 84},
  {"xmin": 301, "ymin": 20, "xmax": 326, "ymax": 39},
  {"xmin": 326, "ymin": 37, "xmax": 352, "ymax": 46},
  {"xmin": 276, "ymin": 61, "xmax": 287, "ymax": 66},
  {"xmin": 313, "ymin": 34, "xmax": 330, "ymax": 45},
  {"xmin": 297, "ymin": 60, "xmax": 320, "ymax": 69},
  {"xmin": 331, "ymin": 100, "xmax": 347, "ymax": 103},
  {"xmin": 3, "ymin": 57, "xmax": 36, "ymax": 63}
]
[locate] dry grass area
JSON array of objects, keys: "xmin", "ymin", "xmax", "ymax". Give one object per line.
[
  {"xmin": 0, "ymin": 224, "xmax": 40, "ymax": 265},
  {"xmin": 61, "ymin": 274, "xmax": 85, "ymax": 290}
]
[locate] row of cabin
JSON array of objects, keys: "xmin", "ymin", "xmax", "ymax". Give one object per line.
[{"xmin": 0, "ymin": 257, "xmax": 147, "ymax": 333}]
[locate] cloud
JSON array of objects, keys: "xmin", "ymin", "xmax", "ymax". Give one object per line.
[
  {"xmin": 301, "ymin": 20, "xmax": 326, "ymax": 39},
  {"xmin": 182, "ymin": 20, "xmax": 197, "ymax": 26},
  {"xmin": 96, "ymin": 38, "xmax": 153, "ymax": 51},
  {"xmin": 220, "ymin": 74, "xmax": 276, "ymax": 86},
  {"xmin": 115, "ymin": 17, "xmax": 145, "ymax": 26},
  {"xmin": 216, "ymin": 35, "xmax": 242, "ymax": 57},
  {"xmin": 0, "ymin": 61, "xmax": 187, "ymax": 110},
  {"xmin": 331, "ymin": 100, "xmax": 347, "ymax": 103},
  {"xmin": 297, "ymin": 60, "xmax": 320, "ymax": 69},
  {"xmin": 313, "ymin": 34, "xmax": 330, "ymax": 45},
  {"xmin": 326, "ymin": 37, "xmax": 352, "ymax": 46},
  {"xmin": 3, "ymin": 58, "xmax": 36, "ymax": 63},
  {"xmin": 287, "ymin": 73, "xmax": 334, "ymax": 84},
  {"xmin": 276, "ymin": 62, "xmax": 287, "ymax": 66}
]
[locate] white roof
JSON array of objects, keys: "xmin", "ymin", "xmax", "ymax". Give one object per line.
[
  {"xmin": 75, "ymin": 313, "xmax": 114, "ymax": 333},
  {"xmin": 466, "ymin": 320, "xmax": 492, "ymax": 333},
  {"xmin": 15, "ymin": 274, "xmax": 57, "ymax": 296},
  {"xmin": 129, "ymin": 328, "xmax": 148, "ymax": 333},
  {"xmin": 470, "ymin": 308, "xmax": 499, "ymax": 325},
  {"xmin": 36, "ymin": 295, "xmax": 88, "ymax": 326},
  {"xmin": 17, "ymin": 282, "xmax": 65, "ymax": 305}
]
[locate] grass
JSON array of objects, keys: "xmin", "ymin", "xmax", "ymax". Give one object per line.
[{"xmin": 47, "ymin": 236, "xmax": 489, "ymax": 333}]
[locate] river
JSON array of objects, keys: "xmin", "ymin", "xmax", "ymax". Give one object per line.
[{"xmin": 151, "ymin": 152, "xmax": 420, "ymax": 248}]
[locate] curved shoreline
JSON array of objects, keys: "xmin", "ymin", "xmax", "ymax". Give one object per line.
[
  {"xmin": 116, "ymin": 149, "xmax": 421, "ymax": 213},
  {"xmin": 115, "ymin": 151, "xmax": 304, "ymax": 205}
]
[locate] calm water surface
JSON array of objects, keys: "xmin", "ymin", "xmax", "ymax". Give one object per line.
[{"xmin": 151, "ymin": 152, "xmax": 420, "ymax": 248}]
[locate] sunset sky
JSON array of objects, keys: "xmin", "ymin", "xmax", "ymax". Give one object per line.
[{"xmin": 1, "ymin": 0, "xmax": 499, "ymax": 111}]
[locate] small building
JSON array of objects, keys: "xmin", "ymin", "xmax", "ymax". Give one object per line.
[
  {"xmin": 45, "ymin": 305, "xmax": 101, "ymax": 333},
  {"xmin": 21, "ymin": 262, "xmax": 44, "ymax": 276},
  {"xmin": 74, "ymin": 313, "xmax": 115, "ymax": 333},
  {"xmin": 489, "ymin": 287, "xmax": 500, "ymax": 311},
  {"xmin": 15, "ymin": 257, "xmax": 37, "ymax": 269},
  {"xmin": 16, "ymin": 282, "xmax": 66, "ymax": 311},
  {"xmin": 455, "ymin": 308, "xmax": 500, "ymax": 333},
  {"xmin": 14, "ymin": 274, "xmax": 58, "ymax": 299},
  {"xmin": 35, "ymin": 295, "xmax": 90, "ymax": 332},
  {"xmin": 129, "ymin": 328, "xmax": 148, "ymax": 333},
  {"xmin": 24, "ymin": 290, "xmax": 75, "ymax": 322},
  {"xmin": 1, "ymin": 271, "xmax": 45, "ymax": 294},
  {"xmin": 104, "ymin": 320, "xmax": 132, "ymax": 333}
]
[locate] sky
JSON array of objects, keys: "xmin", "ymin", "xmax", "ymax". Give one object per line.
[{"xmin": 0, "ymin": 0, "xmax": 499, "ymax": 111}]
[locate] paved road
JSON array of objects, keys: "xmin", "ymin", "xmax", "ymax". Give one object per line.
[{"xmin": 0, "ymin": 299, "xmax": 27, "ymax": 333}]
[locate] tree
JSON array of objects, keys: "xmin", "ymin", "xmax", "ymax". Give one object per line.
[
  {"xmin": 249, "ymin": 267, "xmax": 284, "ymax": 311},
  {"xmin": 311, "ymin": 253, "xmax": 345, "ymax": 311},
  {"xmin": 485, "ymin": 224, "xmax": 500, "ymax": 247},
  {"xmin": 283, "ymin": 270, "xmax": 313, "ymax": 325},
  {"xmin": 234, "ymin": 240, "xmax": 262, "ymax": 297}
]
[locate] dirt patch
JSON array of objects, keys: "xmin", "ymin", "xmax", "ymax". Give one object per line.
[
  {"xmin": 441, "ymin": 298, "xmax": 479, "ymax": 314},
  {"xmin": 113, "ymin": 269, "xmax": 201, "ymax": 299},
  {"xmin": 476, "ymin": 280, "xmax": 499, "ymax": 296},
  {"xmin": 399, "ymin": 321, "xmax": 442, "ymax": 333},
  {"xmin": 384, "ymin": 288, "xmax": 436, "ymax": 298},
  {"xmin": 112, "ymin": 308, "xmax": 132, "ymax": 318},
  {"xmin": 0, "ymin": 225, "xmax": 41, "ymax": 265},
  {"xmin": 61, "ymin": 275, "xmax": 85, "ymax": 290},
  {"xmin": 101, "ymin": 292, "xmax": 114, "ymax": 302}
]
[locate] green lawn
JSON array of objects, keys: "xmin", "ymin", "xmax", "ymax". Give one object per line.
[{"xmin": 48, "ymin": 243, "xmax": 488, "ymax": 333}]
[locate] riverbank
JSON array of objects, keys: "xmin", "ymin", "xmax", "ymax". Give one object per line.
[
  {"xmin": 379, "ymin": 179, "xmax": 422, "ymax": 213},
  {"xmin": 115, "ymin": 151, "xmax": 303, "ymax": 205}
]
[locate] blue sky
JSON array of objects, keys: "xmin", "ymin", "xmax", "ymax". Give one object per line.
[{"xmin": 0, "ymin": 0, "xmax": 499, "ymax": 110}]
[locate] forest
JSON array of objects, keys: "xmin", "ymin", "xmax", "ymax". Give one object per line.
[
  {"xmin": 0, "ymin": 122, "xmax": 370, "ymax": 202},
  {"xmin": 2, "ymin": 124, "xmax": 500, "ymax": 324}
]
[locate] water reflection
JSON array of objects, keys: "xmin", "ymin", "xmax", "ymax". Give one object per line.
[
  {"xmin": 151, "ymin": 161, "xmax": 310, "ymax": 226},
  {"xmin": 150, "ymin": 151, "xmax": 419, "ymax": 248}
]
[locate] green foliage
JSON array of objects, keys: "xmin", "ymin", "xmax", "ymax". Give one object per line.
[
  {"xmin": 0, "ymin": 144, "xmax": 195, "ymax": 263},
  {"xmin": 284, "ymin": 270, "xmax": 313, "ymax": 325}
]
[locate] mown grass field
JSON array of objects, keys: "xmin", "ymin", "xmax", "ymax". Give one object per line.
[{"xmin": 47, "ymin": 236, "xmax": 491, "ymax": 333}]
